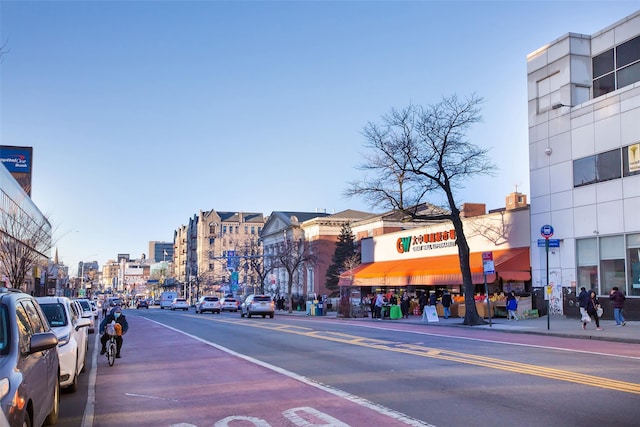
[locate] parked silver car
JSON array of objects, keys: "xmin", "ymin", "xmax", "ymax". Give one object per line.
[
  {"xmin": 0, "ymin": 288, "xmax": 60, "ymax": 426},
  {"xmin": 195, "ymin": 296, "xmax": 221, "ymax": 314},
  {"xmin": 240, "ymin": 295, "xmax": 275, "ymax": 318}
]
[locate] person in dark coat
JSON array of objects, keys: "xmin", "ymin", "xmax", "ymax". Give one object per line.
[
  {"xmin": 584, "ymin": 290, "xmax": 602, "ymax": 331},
  {"xmin": 400, "ymin": 295, "xmax": 410, "ymax": 318},
  {"xmin": 99, "ymin": 306, "xmax": 129, "ymax": 358},
  {"xmin": 441, "ymin": 290, "xmax": 453, "ymax": 319},
  {"xmin": 577, "ymin": 286, "xmax": 589, "ymax": 322},
  {"xmin": 429, "ymin": 292, "xmax": 437, "ymax": 306},
  {"xmin": 418, "ymin": 292, "xmax": 428, "ymax": 314},
  {"xmin": 609, "ymin": 286, "xmax": 626, "ymax": 326}
]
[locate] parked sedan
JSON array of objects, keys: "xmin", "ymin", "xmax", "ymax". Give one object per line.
[
  {"xmin": 75, "ymin": 298, "xmax": 96, "ymax": 333},
  {"xmin": 0, "ymin": 288, "xmax": 60, "ymax": 427},
  {"xmin": 241, "ymin": 294, "xmax": 275, "ymax": 318},
  {"xmin": 194, "ymin": 296, "xmax": 221, "ymax": 314},
  {"xmin": 170, "ymin": 298, "xmax": 189, "ymax": 311},
  {"xmin": 220, "ymin": 297, "xmax": 239, "ymax": 312},
  {"xmin": 37, "ymin": 296, "xmax": 91, "ymax": 392}
]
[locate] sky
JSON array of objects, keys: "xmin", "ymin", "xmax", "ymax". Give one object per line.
[{"xmin": 1, "ymin": 0, "xmax": 639, "ymax": 275}]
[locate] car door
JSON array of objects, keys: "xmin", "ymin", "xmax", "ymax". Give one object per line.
[
  {"xmin": 16, "ymin": 300, "xmax": 55, "ymax": 427},
  {"xmin": 68, "ymin": 301, "xmax": 88, "ymax": 373}
]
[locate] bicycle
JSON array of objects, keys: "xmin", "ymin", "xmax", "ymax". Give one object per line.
[{"xmin": 105, "ymin": 321, "xmax": 119, "ymax": 366}]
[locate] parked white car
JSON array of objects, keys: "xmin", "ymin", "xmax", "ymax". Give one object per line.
[
  {"xmin": 37, "ymin": 296, "xmax": 91, "ymax": 392},
  {"xmin": 74, "ymin": 298, "xmax": 96, "ymax": 333}
]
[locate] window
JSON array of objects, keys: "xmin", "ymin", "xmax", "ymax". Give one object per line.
[
  {"xmin": 627, "ymin": 234, "xmax": 640, "ymax": 297},
  {"xmin": 600, "ymin": 235, "xmax": 626, "ymax": 293},
  {"xmin": 593, "ymin": 36, "xmax": 640, "ymax": 98},
  {"xmin": 573, "ymin": 149, "xmax": 621, "ymax": 187},
  {"xmin": 22, "ymin": 301, "xmax": 47, "ymax": 333},
  {"xmin": 577, "ymin": 238, "xmax": 598, "ymax": 293}
]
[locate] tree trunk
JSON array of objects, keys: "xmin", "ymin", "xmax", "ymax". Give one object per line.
[{"xmin": 452, "ymin": 215, "xmax": 485, "ymax": 326}]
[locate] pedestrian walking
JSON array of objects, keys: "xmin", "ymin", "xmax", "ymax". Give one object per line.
[
  {"xmin": 418, "ymin": 292, "xmax": 427, "ymax": 314},
  {"xmin": 400, "ymin": 294, "xmax": 410, "ymax": 318},
  {"xmin": 506, "ymin": 291, "xmax": 518, "ymax": 321},
  {"xmin": 577, "ymin": 286, "xmax": 589, "ymax": 324},
  {"xmin": 609, "ymin": 286, "xmax": 627, "ymax": 326},
  {"xmin": 374, "ymin": 292, "xmax": 385, "ymax": 320},
  {"xmin": 441, "ymin": 290, "xmax": 453, "ymax": 319},
  {"xmin": 584, "ymin": 290, "xmax": 603, "ymax": 330}
]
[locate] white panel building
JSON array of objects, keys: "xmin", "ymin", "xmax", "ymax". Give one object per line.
[{"xmin": 527, "ymin": 11, "xmax": 640, "ymax": 316}]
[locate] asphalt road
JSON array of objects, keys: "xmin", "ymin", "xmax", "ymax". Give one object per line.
[{"xmin": 59, "ymin": 307, "xmax": 640, "ymax": 427}]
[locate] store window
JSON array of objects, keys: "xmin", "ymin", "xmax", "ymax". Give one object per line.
[
  {"xmin": 600, "ymin": 235, "xmax": 626, "ymax": 294},
  {"xmin": 576, "ymin": 238, "xmax": 598, "ymax": 292},
  {"xmin": 628, "ymin": 234, "xmax": 640, "ymax": 297}
]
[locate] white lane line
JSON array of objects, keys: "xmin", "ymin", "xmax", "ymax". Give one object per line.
[{"xmin": 81, "ymin": 330, "xmax": 99, "ymax": 427}]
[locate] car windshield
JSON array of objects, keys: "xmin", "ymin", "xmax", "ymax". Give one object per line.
[
  {"xmin": 204, "ymin": 297, "xmax": 218, "ymax": 302},
  {"xmin": 40, "ymin": 303, "xmax": 68, "ymax": 327},
  {"xmin": 78, "ymin": 300, "xmax": 91, "ymax": 310},
  {"xmin": 254, "ymin": 296, "xmax": 271, "ymax": 302}
]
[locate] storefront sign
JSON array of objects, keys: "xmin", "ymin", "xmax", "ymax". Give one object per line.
[
  {"xmin": 396, "ymin": 229, "xmax": 456, "ymax": 253},
  {"xmin": 482, "ymin": 251, "xmax": 495, "ymax": 274}
]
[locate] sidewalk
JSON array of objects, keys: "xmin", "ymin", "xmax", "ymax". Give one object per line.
[{"xmin": 281, "ymin": 309, "xmax": 640, "ymax": 344}]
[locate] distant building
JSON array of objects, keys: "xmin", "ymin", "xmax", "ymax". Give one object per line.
[
  {"xmin": 174, "ymin": 210, "xmax": 267, "ymax": 299},
  {"xmin": 148, "ymin": 241, "xmax": 173, "ymax": 262}
]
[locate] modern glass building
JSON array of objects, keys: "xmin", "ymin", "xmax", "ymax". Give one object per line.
[{"xmin": 0, "ymin": 163, "xmax": 51, "ymax": 292}]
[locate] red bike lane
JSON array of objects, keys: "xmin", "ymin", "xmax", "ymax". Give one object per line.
[{"xmin": 90, "ymin": 315, "xmax": 431, "ymax": 427}]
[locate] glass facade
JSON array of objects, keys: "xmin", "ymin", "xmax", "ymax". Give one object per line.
[
  {"xmin": 577, "ymin": 233, "xmax": 640, "ymax": 297},
  {"xmin": 593, "ymin": 35, "xmax": 640, "ymax": 98}
]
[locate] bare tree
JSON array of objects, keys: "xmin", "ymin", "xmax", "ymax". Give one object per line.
[
  {"xmin": 346, "ymin": 94, "xmax": 496, "ymax": 325},
  {"xmin": 242, "ymin": 239, "xmax": 274, "ymax": 295},
  {"xmin": 0, "ymin": 201, "xmax": 53, "ymax": 292},
  {"xmin": 273, "ymin": 237, "xmax": 316, "ymax": 313}
]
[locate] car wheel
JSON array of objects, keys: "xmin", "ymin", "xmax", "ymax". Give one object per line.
[
  {"xmin": 81, "ymin": 341, "xmax": 88, "ymax": 373},
  {"xmin": 44, "ymin": 375, "xmax": 59, "ymax": 425},
  {"xmin": 22, "ymin": 410, "xmax": 32, "ymax": 427},
  {"xmin": 270, "ymin": 313, "xmax": 274, "ymax": 318},
  {"xmin": 67, "ymin": 359, "xmax": 79, "ymax": 393}
]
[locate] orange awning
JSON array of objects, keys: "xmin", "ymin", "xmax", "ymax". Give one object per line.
[{"xmin": 339, "ymin": 247, "xmax": 530, "ymax": 287}]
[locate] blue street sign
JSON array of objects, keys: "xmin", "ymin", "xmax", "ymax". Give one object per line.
[
  {"xmin": 537, "ymin": 239, "xmax": 560, "ymax": 247},
  {"xmin": 540, "ymin": 224, "xmax": 554, "ymax": 238}
]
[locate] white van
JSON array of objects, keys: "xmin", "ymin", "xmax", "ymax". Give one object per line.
[{"xmin": 160, "ymin": 291, "xmax": 178, "ymax": 309}]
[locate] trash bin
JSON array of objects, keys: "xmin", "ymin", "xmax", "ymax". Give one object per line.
[
  {"xmin": 390, "ymin": 305, "xmax": 402, "ymax": 319},
  {"xmin": 317, "ymin": 301, "xmax": 324, "ymax": 316}
]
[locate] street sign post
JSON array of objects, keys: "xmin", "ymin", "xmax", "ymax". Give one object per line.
[
  {"xmin": 482, "ymin": 252, "xmax": 494, "ymax": 327},
  {"xmin": 540, "ymin": 225, "xmax": 554, "ymax": 330}
]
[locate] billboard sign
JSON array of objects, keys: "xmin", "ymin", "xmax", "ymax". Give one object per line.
[{"xmin": 0, "ymin": 146, "xmax": 33, "ymax": 195}]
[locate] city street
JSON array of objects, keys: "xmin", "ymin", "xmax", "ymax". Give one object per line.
[{"xmin": 57, "ymin": 307, "xmax": 640, "ymax": 427}]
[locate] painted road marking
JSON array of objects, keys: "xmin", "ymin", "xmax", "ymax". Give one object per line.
[{"xmin": 203, "ymin": 316, "xmax": 640, "ymax": 395}]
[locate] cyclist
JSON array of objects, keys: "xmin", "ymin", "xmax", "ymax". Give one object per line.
[{"xmin": 99, "ymin": 306, "xmax": 129, "ymax": 358}]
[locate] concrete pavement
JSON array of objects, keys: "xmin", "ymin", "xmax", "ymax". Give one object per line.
[{"xmin": 281, "ymin": 309, "xmax": 640, "ymax": 344}]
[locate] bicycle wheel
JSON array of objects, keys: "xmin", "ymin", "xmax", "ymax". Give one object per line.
[{"xmin": 107, "ymin": 339, "xmax": 116, "ymax": 366}]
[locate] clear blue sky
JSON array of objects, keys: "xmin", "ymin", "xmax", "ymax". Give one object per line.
[{"xmin": 1, "ymin": 1, "xmax": 638, "ymax": 275}]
